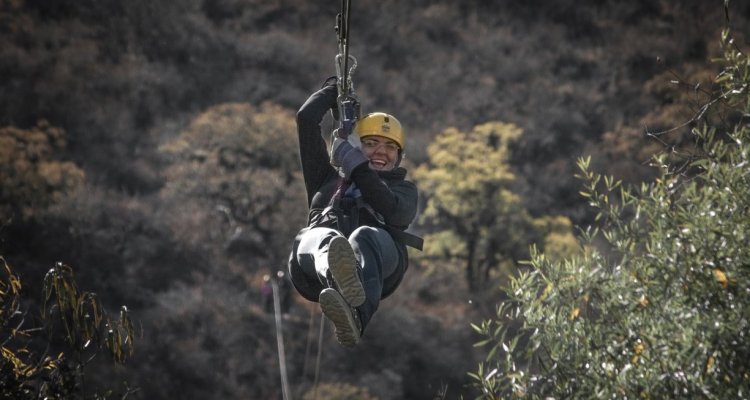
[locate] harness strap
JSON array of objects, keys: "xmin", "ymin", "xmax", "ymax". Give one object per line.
[
  {"xmin": 322, "ymin": 200, "xmax": 423, "ymax": 251},
  {"xmin": 385, "ymin": 226, "xmax": 424, "ymax": 251}
]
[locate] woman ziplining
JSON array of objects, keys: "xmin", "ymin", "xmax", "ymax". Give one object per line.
[{"xmin": 287, "ymin": 0, "xmax": 422, "ymax": 348}]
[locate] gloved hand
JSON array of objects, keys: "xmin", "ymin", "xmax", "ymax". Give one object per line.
[
  {"xmin": 320, "ymin": 76, "xmax": 340, "ymax": 120},
  {"xmin": 321, "ymin": 76, "xmax": 337, "ymax": 88},
  {"xmin": 330, "ymin": 129, "xmax": 368, "ymax": 179},
  {"xmin": 338, "ymin": 96, "xmax": 360, "ymax": 138}
]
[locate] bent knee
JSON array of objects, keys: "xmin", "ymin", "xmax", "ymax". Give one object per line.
[
  {"xmin": 350, "ymin": 226, "xmax": 396, "ymax": 250},
  {"xmin": 350, "ymin": 226, "xmax": 384, "ymax": 241}
]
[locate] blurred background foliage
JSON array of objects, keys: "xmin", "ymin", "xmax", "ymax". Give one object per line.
[
  {"xmin": 0, "ymin": 121, "xmax": 84, "ymax": 222},
  {"xmin": 158, "ymin": 101, "xmax": 306, "ymax": 269},
  {"xmin": 414, "ymin": 122, "xmax": 579, "ymax": 295},
  {"xmin": 1, "ymin": 0, "xmax": 749, "ymax": 398}
]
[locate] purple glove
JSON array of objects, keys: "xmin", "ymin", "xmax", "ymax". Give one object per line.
[{"xmin": 330, "ymin": 130, "xmax": 368, "ymax": 179}]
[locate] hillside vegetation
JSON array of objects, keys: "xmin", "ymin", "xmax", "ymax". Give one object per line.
[{"xmin": 1, "ymin": 1, "xmax": 748, "ymax": 398}]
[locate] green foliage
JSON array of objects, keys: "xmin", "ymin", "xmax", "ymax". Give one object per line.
[
  {"xmin": 417, "ymin": 122, "xmax": 521, "ymax": 220},
  {"xmin": 598, "ymin": 61, "xmax": 719, "ymax": 184},
  {"xmin": 414, "ymin": 122, "xmax": 578, "ymax": 289},
  {"xmin": 0, "ymin": 257, "xmax": 137, "ymax": 399},
  {"xmin": 0, "ymin": 121, "xmax": 84, "ymax": 222},
  {"xmin": 471, "ymin": 27, "xmax": 750, "ymax": 399}
]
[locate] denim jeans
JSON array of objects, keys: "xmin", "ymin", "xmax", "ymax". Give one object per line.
[{"xmin": 288, "ymin": 225, "xmax": 401, "ymax": 331}]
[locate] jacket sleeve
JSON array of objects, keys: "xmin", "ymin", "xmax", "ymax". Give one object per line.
[
  {"xmin": 296, "ymin": 84, "xmax": 338, "ymax": 206},
  {"xmin": 350, "ymin": 165, "xmax": 418, "ymax": 229}
]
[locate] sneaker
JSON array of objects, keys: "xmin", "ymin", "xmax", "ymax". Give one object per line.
[
  {"xmin": 327, "ymin": 236, "xmax": 365, "ymax": 307},
  {"xmin": 319, "ymin": 288, "xmax": 361, "ymax": 348}
]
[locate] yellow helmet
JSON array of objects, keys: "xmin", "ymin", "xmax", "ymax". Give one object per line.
[{"xmin": 355, "ymin": 112, "xmax": 404, "ymax": 150}]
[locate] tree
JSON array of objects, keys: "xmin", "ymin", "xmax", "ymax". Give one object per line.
[
  {"xmin": 413, "ymin": 122, "xmax": 578, "ymax": 291},
  {"xmin": 0, "ymin": 257, "xmax": 137, "ymax": 399},
  {"xmin": 470, "ymin": 24, "xmax": 750, "ymax": 399},
  {"xmin": 596, "ymin": 60, "xmax": 721, "ymax": 184},
  {"xmin": 0, "ymin": 121, "xmax": 84, "ymax": 222},
  {"xmin": 159, "ymin": 101, "xmax": 307, "ymax": 266}
]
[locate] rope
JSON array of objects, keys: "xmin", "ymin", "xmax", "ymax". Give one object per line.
[
  {"xmin": 313, "ymin": 313, "xmax": 326, "ymax": 400},
  {"xmin": 273, "ymin": 281, "xmax": 327, "ymax": 400},
  {"xmin": 302, "ymin": 305, "xmax": 327, "ymax": 400},
  {"xmin": 272, "ymin": 279, "xmax": 292, "ymax": 400},
  {"xmin": 302, "ymin": 306, "xmax": 316, "ymax": 377}
]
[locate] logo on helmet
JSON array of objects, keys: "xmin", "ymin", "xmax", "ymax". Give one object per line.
[{"xmin": 381, "ymin": 123, "xmax": 390, "ymax": 133}]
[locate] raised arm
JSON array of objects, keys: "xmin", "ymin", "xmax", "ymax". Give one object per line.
[{"xmin": 296, "ymin": 83, "xmax": 338, "ymax": 205}]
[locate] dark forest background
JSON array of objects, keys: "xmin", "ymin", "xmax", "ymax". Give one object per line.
[{"xmin": 2, "ymin": 1, "xmax": 749, "ymax": 399}]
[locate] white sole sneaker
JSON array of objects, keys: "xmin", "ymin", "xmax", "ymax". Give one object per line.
[
  {"xmin": 319, "ymin": 288, "xmax": 361, "ymax": 348},
  {"xmin": 327, "ymin": 236, "xmax": 366, "ymax": 307}
]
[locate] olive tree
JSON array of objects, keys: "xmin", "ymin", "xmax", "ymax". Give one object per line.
[{"xmin": 470, "ymin": 26, "xmax": 750, "ymax": 399}]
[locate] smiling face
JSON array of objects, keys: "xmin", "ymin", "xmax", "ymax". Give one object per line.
[{"xmin": 360, "ymin": 136, "xmax": 400, "ymax": 171}]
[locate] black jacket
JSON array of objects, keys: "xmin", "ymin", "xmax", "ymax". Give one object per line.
[{"xmin": 295, "ymin": 84, "xmax": 419, "ymax": 238}]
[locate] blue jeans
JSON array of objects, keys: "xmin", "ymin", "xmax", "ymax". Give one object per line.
[{"xmin": 288, "ymin": 226, "xmax": 403, "ymax": 331}]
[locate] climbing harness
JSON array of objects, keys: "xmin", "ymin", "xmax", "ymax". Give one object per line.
[
  {"xmin": 326, "ymin": 0, "xmax": 423, "ymax": 251},
  {"xmin": 272, "ymin": 4, "xmax": 363, "ymax": 399}
]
